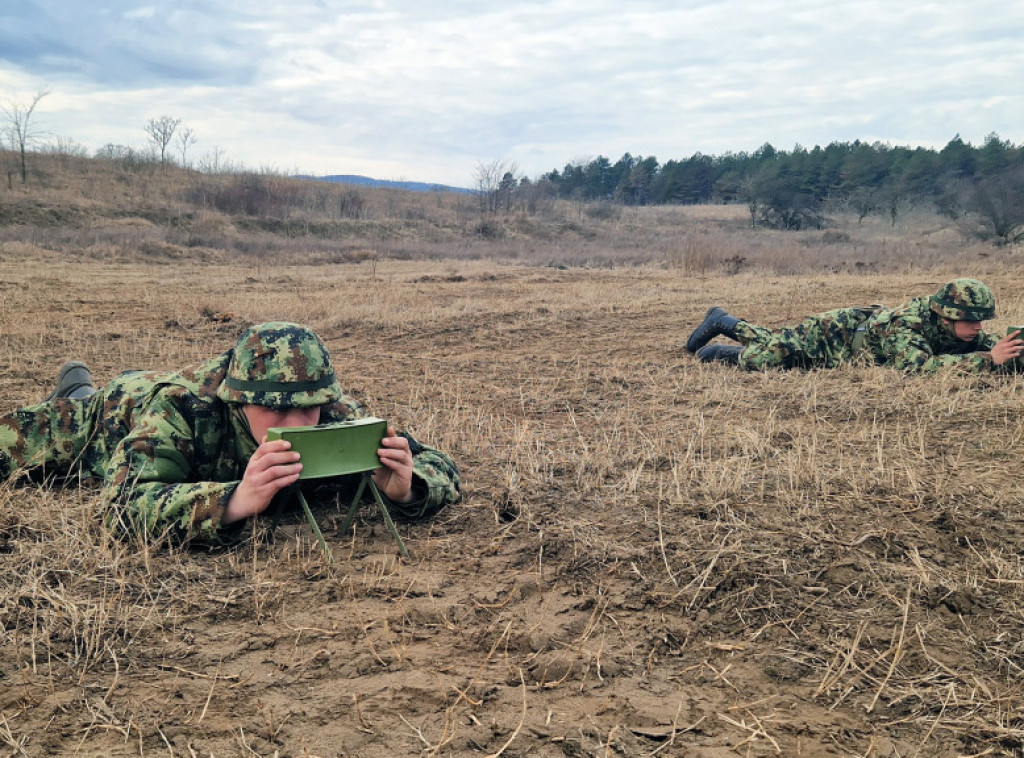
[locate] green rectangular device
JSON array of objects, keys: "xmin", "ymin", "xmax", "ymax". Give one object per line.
[
  {"xmin": 1009, "ymin": 326, "xmax": 1024, "ymax": 337},
  {"xmin": 266, "ymin": 417, "xmax": 388, "ymax": 479}
]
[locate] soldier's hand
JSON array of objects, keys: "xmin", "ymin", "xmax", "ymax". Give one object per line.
[
  {"xmin": 991, "ymin": 330, "xmax": 1024, "ymax": 366},
  {"xmin": 223, "ymin": 438, "xmax": 302, "ymax": 524},
  {"xmin": 372, "ymin": 427, "xmax": 415, "ymax": 504}
]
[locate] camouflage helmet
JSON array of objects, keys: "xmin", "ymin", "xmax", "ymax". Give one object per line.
[
  {"xmin": 929, "ymin": 278, "xmax": 996, "ymax": 321},
  {"xmin": 216, "ymin": 322, "xmax": 343, "ymax": 409}
]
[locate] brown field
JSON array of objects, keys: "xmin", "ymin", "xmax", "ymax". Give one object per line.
[{"xmin": 4, "ymin": 162, "xmax": 1024, "ymax": 757}]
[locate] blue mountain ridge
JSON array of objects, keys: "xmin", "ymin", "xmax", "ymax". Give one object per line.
[{"xmin": 295, "ymin": 174, "xmax": 473, "ymax": 194}]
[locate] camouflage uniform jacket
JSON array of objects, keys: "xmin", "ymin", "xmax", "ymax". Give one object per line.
[
  {"xmin": 861, "ymin": 296, "xmax": 998, "ymax": 373},
  {"xmin": 2, "ymin": 352, "xmax": 460, "ymax": 543}
]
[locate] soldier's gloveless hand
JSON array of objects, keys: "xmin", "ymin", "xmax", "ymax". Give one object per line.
[
  {"xmin": 223, "ymin": 438, "xmax": 303, "ymax": 524},
  {"xmin": 372, "ymin": 427, "xmax": 415, "ymax": 504},
  {"xmin": 990, "ymin": 331, "xmax": 1024, "ymax": 366}
]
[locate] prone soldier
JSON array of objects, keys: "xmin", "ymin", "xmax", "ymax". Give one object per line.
[
  {"xmin": 685, "ymin": 278, "xmax": 1024, "ymax": 373},
  {"xmin": 0, "ymin": 322, "xmax": 461, "ymax": 543}
]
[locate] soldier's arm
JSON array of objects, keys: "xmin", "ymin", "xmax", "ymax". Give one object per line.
[
  {"xmin": 989, "ymin": 331, "xmax": 1024, "ymax": 372},
  {"xmin": 979, "ymin": 331, "xmax": 1000, "ymax": 351},
  {"xmin": 910, "ymin": 352, "xmax": 994, "ymax": 373},
  {"xmin": 99, "ymin": 393, "xmax": 241, "ymax": 543},
  {"xmin": 876, "ymin": 328, "xmax": 994, "ymax": 373},
  {"xmin": 380, "ymin": 434, "xmax": 461, "ymax": 522}
]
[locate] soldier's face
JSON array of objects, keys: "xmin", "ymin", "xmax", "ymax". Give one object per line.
[
  {"xmin": 243, "ymin": 404, "xmax": 321, "ymax": 442},
  {"xmin": 948, "ymin": 319, "xmax": 983, "ymax": 341}
]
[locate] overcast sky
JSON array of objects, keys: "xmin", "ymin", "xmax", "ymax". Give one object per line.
[{"xmin": 2, "ymin": 1, "xmax": 1023, "ymax": 187}]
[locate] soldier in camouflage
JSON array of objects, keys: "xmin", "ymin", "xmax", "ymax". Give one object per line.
[
  {"xmin": 0, "ymin": 322, "xmax": 461, "ymax": 544},
  {"xmin": 685, "ymin": 278, "xmax": 1024, "ymax": 372}
]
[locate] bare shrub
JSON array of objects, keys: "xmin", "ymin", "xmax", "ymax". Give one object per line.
[
  {"xmin": 472, "ymin": 216, "xmax": 505, "ymax": 239},
  {"xmin": 820, "ymin": 229, "xmax": 852, "ymax": 244},
  {"xmin": 336, "ymin": 188, "xmax": 366, "ymax": 219},
  {"xmin": 582, "ymin": 201, "xmax": 620, "ymax": 221}
]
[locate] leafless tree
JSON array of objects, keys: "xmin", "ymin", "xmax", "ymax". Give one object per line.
[
  {"xmin": 738, "ymin": 175, "xmax": 761, "ymax": 228},
  {"xmin": 3, "ymin": 90, "xmax": 49, "ymax": 183},
  {"xmin": 177, "ymin": 126, "xmax": 197, "ymax": 168},
  {"xmin": 474, "ymin": 159, "xmax": 519, "ymax": 214},
  {"xmin": 144, "ymin": 115, "xmax": 181, "ymax": 165},
  {"xmin": 198, "ymin": 145, "xmax": 226, "ymax": 174},
  {"xmin": 517, "ymin": 176, "xmax": 556, "ymax": 216},
  {"xmin": 969, "ymin": 167, "xmax": 1024, "ymax": 245}
]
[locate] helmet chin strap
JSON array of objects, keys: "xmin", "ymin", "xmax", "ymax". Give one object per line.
[
  {"xmin": 230, "ymin": 405, "xmax": 259, "ymax": 452},
  {"xmin": 940, "ymin": 317, "xmax": 954, "ymax": 334},
  {"xmin": 236, "ymin": 406, "xmax": 253, "ymax": 436}
]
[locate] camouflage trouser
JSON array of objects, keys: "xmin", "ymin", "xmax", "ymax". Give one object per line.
[
  {"xmin": 735, "ymin": 307, "xmax": 875, "ymax": 370},
  {"xmin": 0, "ymin": 370, "xmax": 155, "ymax": 482},
  {"xmin": 0, "ymin": 396, "xmax": 104, "ymax": 481}
]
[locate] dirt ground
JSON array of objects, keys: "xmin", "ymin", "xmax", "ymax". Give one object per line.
[{"xmin": 4, "ymin": 258, "xmax": 1024, "ymax": 757}]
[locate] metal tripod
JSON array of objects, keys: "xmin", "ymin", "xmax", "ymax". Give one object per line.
[{"xmin": 292, "ymin": 473, "xmax": 409, "ymax": 563}]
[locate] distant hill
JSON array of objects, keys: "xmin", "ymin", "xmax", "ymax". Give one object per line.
[{"xmin": 296, "ymin": 174, "xmax": 473, "ymax": 194}]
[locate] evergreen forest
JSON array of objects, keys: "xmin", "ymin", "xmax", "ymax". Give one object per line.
[{"xmin": 529, "ymin": 134, "xmax": 1024, "ymax": 242}]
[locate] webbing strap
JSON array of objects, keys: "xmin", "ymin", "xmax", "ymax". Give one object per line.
[
  {"xmin": 851, "ymin": 326, "xmax": 869, "ymax": 353},
  {"xmin": 850, "ymin": 306, "xmax": 882, "ymax": 353}
]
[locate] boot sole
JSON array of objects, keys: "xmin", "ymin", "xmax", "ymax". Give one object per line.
[{"xmin": 46, "ymin": 361, "xmax": 93, "ymax": 401}]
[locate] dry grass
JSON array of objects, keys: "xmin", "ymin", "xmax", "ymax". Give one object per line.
[
  {"xmin": 4, "ymin": 164, "xmax": 1024, "ymax": 755},
  {"xmin": 2, "ymin": 150, "xmax": 1019, "ymax": 274}
]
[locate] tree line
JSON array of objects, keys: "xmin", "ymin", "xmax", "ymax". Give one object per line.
[{"xmin": 532, "ymin": 135, "xmax": 1024, "ymax": 243}]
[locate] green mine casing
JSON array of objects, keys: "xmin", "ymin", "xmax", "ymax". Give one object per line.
[{"xmin": 266, "ymin": 417, "xmax": 388, "ymax": 479}]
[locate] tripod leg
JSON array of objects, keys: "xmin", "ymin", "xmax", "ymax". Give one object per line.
[
  {"xmin": 367, "ymin": 478, "xmax": 409, "ymax": 558},
  {"xmin": 339, "ymin": 474, "xmax": 369, "ymax": 535},
  {"xmin": 296, "ymin": 490, "xmax": 333, "ymax": 563}
]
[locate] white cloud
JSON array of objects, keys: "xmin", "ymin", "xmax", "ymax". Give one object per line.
[
  {"xmin": 2, "ymin": 0, "xmax": 1023, "ymax": 186},
  {"xmin": 123, "ymin": 5, "xmax": 157, "ymax": 20}
]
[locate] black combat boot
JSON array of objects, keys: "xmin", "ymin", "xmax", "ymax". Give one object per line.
[
  {"xmin": 696, "ymin": 344, "xmax": 742, "ymax": 365},
  {"xmin": 46, "ymin": 361, "xmax": 96, "ymax": 400},
  {"xmin": 685, "ymin": 307, "xmax": 741, "ymax": 353}
]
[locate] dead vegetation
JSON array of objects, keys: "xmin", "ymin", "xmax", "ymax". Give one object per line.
[
  {"xmin": 1, "ymin": 149, "xmax": 1019, "ymax": 275},
  {"xmin": 3, "ymin": 163, "xmax": 1024, "ymax": 755}
]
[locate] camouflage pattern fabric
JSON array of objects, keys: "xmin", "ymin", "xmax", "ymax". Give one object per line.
[
  {"xmin": 861, "ymin": 296, "xmax": 998, "ymax": 373},
  {"xmin": 733, "ymin": 298, "xmax": 1000, "ymax": 373},
  {"xmin": 0, "ymin": 352, "xmax": 461, "ymax": 544},
  {"xmin": 928, "ymin": 278, "xmax": 995, "ymax": 322},
  {"xmin": 216, "ymin": 321, "xmax": 343, "ymax": 409},
  {"xmin": 734, "ymin": 307, "xmax": 874, "ymax": 370}
]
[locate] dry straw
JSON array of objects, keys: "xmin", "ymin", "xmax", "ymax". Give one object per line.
[{"xmin": 3, "ymin": 160, "xmax": 1024, "ymax": 755}]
